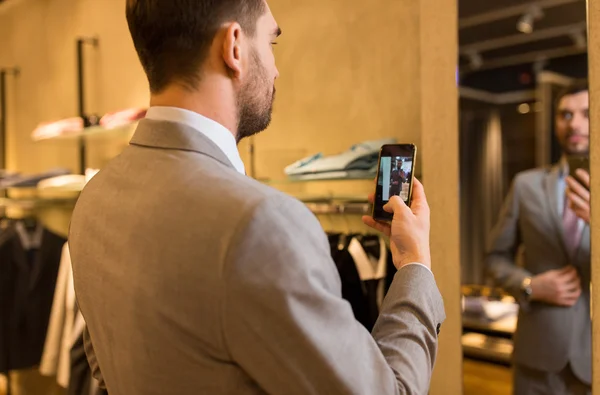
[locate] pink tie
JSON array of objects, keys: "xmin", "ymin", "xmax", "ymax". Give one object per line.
[{"xmin": 563, "ymin": 199, "xmax": 582, "ymax": 257}]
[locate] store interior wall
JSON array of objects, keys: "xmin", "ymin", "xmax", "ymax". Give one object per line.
[
  {"xmin": 0, "ymin": 0, "xmax": 463, "ymax": 393},
  {"xmin": 459, "ymin": 99, "xmax": 538, "ymax": 285}
]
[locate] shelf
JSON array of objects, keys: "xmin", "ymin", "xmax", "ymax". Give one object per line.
[
  {"xmin": 0, "ymin": 197, "xmax": 78, "ymax": 209},
  {"xmin": 262, "ymin": 176, "xmax": 375, "ymax": 185},
  {"xmin": 32, "ymin": 121, "xmax": 138, "ymax": 142}
]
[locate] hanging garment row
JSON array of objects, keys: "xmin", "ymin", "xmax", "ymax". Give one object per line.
[
  {"xmin": 0, "ymin": 217, "xmax": 105, "ymax": 395},
  {"xmin": 327, "ymin": 233, "xmax": 396, "ymax": 331}
]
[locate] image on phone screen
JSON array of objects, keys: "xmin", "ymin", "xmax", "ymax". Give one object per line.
[{"xmin": 372, "ymin": 144, "xmax": 417, "ymax": 221}]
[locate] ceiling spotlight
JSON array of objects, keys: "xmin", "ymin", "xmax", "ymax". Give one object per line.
[
  {"xmin": 517, "ymin": 5, "xmax": 544, "ymax": 34},
  {"xmin": 467, "ymin": 51, "xmax": 483, "ymax": 70},
  {"xmin": 570, "ymin": 30, "xmax": 587, "ymax": 49},
  {"xmin": 518, "ymin": 103, "xmax": 531, "ymax": 114}
]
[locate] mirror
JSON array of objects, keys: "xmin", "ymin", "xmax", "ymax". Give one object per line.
[{"xmin": 457, "ymin": 1, "xmax": 591, "ymax": 394}]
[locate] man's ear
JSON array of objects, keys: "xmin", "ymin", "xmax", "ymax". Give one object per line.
[{"xmin": 222, "ymin": 23, "xmax": 244, "ymax": 79}]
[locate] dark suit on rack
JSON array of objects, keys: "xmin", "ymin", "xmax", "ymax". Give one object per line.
[
  {"xmin": 0, "ymin": 221, "xmax": 66, "ymax": 373},
  {"xmin": 69, "ymin": 119, "xmax": 445, "ymax": 395},
  {"xmin": 486, "ymin": 164, "xmax": 591, "ymax": 394}
]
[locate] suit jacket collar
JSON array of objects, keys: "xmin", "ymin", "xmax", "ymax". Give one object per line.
[{"xmin": 129, "ymin": 119, "xmax": 236, "ymax": 171}]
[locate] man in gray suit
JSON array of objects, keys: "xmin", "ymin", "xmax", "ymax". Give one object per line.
[
  {"xmin": 68, "ymin": 1, "xmax": 445, "ymax": 394},
  {"xmin": 486, "ymin": 82, "xmax": 590, "ymax": 395}
]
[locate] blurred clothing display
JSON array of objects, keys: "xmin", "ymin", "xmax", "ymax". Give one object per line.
[
  {"xmin": 100, "ymin": 108, "xmax": 147, "ymax": 129},
  {"xmin": 31, "ymin": 117, "xmax": 85, "ymax": 141},
  {"xmin": 0, "ymin": 169, "xmax": 71, "ymax": 189},
  {"xmin": 327, "ymin": 234, "xmax": 395, "ymax": 331},
  {"xmin": 285, "ymin": 138, "xmax": 396, "ymax": 179},
  {"xmin": 40, "ymin": 243, "xmax": 105, "ymax": 395},
  {"xmin": 0, "ymin": 219, "xmax": 66, "ymax": 372}
]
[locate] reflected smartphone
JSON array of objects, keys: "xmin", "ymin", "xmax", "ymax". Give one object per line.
[
  {"xmin": 372, "ymin": 144, "xmax": 417, "ymax": 221},
  {"xmin": 567, "ymin": 155, "xmax": 590, "ymax": 190}
]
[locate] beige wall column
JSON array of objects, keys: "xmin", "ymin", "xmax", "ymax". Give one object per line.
[
  {"xmin": 420, "ymin": 0, "xmax": 463, "ymax": 394},
  {"xmin": 588, "ymin": 1, "xmax": 600, "ymax": 392}
]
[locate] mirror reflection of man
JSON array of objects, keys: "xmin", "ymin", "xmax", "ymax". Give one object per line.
[{"xmin": 486, "ymin": 82, "xmax": 591, "ymax": 395}]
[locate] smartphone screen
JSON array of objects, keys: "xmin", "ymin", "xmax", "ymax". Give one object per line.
[{"xmin": 372, "ymin": 144, "xmax": 417, "ymax": 221}]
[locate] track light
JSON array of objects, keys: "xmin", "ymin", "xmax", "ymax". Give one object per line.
[
  {"xmin": 517, "ymin": 5, "xmax": 544, "ymax": 34},
  {"xmin": 467, "ymin": 51, "xmax": 483, "ymax": 70}
]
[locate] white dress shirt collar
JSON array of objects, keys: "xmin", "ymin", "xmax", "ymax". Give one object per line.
[{"xmin": 145, "ymin": 106, "xmax": 246, "ymax": 175}]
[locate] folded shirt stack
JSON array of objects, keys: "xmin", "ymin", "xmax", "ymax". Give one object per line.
[
  {"xmin": 31, "ymin": 108, "xmax": 147, "ymax": 140},
  {"xmin": 0, "ymin": 168, "xmax": 71, "ymax": 189},
  {"xmin": 285, "ymin": 138, "xmax": 396, "ymax": 181}
]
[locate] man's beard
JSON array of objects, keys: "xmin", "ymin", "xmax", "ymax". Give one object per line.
[
  {"xmin": 561, "ymin": 131, "xmax": 589, "ymax": 156},
  {"xmin": 236, "ymin": 50, "xmax": 275, "ymax": 143}
]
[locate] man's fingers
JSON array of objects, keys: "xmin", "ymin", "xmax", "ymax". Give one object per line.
[
  {"xmin": 410, "ymin": 178, "xmax": 430, "ymax": 215},
  {"xmin": 563, "ymin": 274, "xmax": 581, "ymax": 287},
  {"xmin": 567, "ymin": 190, "xmax": 589, "ymax": 210},
  {"xmin": 367, "ymin": 192, "xmax": 375, "ymax": 204},
  {"xmin": 558, "ymin": 266, "xmax": 578, "ymax": 279},
  {"xmin": 566, "ymin": 176, "xmax": 590, "ymax": 202},
  {"xmin": 575, "ymin": 169, "xmax": 590, "ymax": 188},
  {"xmin": 383, "ymin": 195, "xmax": 408, "ymax": 214},
  {"xmin": 557, "ymin": 265, "xmax": 576, "ymax": 274},
  {"xmin": 362, "ymin": 216, "xmax": 391, "ymax": 236}
]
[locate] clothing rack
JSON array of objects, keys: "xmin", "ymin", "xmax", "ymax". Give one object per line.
[
  {"xmin": 304, "ymin": 201, "xmax": 371, "ymax": 215},
  {"xmin": 76, "ymin": 37, "xmax": 100, "ymax": 175},
  {"xmin": 0, "ymin": 67, "xmax": 19, "ymax": 171}
]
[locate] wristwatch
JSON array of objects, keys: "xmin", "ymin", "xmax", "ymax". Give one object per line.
[{"xmin": 521, "ymin": 277, "xmax": 533, "ymax": 301}]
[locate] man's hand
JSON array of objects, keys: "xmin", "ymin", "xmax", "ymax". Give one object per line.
[
  {"xmin": 566, "ymin": 169, "xmax": 590, "ymax": 224},
  {"xmin": 362, "ymin": 179, "xmax": 431, "ymax": 270},
  {"xmin": 530, "ymin": 266, "xmax": 582, "ymax": 307}
]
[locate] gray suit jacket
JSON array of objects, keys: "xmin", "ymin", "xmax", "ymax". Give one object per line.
[
  {"xmin": 69, "ymin": 119, "xmax": 446, "ymax": 395},
  {"xmin": 486, "ymin": 165, "xmax": 591, "ymax": 383}
]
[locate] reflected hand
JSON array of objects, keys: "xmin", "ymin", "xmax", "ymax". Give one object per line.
[
  {"xmin": 566, "ymin": 169, "xmax": 590, "ymax": 224},
  {"xmin": 530, "ymin": 266, "xmax": 582, "ymax": 307},
  {"xmin": 362, "ymin": 179, "xmax": 431, "ymax": 270}
]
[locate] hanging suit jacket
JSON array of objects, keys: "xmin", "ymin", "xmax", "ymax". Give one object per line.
[
  {"xmin": 0, "ymin": 221, "xmax": 66, "ymax": 372},
  {"xmin": 69, "ymin": 118, "xmax": 445, "ymax": 395},
  {"xmin": 486, "ymin": 164, "xmax": 591, "ymax": 384}
]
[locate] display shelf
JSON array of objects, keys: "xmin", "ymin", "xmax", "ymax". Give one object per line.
[
  {"xmin": 32, "ymin": 121, "xmax": 138, "ymax": 142},
  {"xmin": 262, "ymin": 175, "xmax": 375, "ymax": 185},
  {"xmin": 262, "ymin": 173, "xmax": 423, "ymax": 185},
  {"xmin": 0, "ymin": 196, "xmax": 78, "ymax": 209}
]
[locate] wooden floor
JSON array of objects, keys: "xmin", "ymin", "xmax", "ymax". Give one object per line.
[
  {"xmin": 1, "ymin": 360, "xmax": 512, "ymax": 395},
  {"xmin": 464, "ymin": 359, "xmax": 513, "ymax": 395}
]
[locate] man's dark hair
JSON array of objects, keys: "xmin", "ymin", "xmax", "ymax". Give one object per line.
[
  {"xmin": 126, "ymin": 0, "xmax": 266, "ymax": 93},
  {"xmin": 555, "ymin": 80, "xmax": 589, "ymax": 111}
]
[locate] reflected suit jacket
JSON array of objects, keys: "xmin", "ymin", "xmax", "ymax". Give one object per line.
[
  {"xmin": 69, "ymin": 119, "xmax": 446, "ymax": 395},
  {"xmin": 486, "ymin": 165, "xmax": 591, "ymax": 384}
]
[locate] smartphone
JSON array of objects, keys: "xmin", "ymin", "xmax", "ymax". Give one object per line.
[
  {"xmin": 372, "ymin": 144, "xmax": 417, "ymax": 221},
  {"xmin": 567, "ymin": 155, "xmax": 590, "ymax": 189}
]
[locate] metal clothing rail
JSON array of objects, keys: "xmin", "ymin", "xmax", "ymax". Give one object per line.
[
  {"xmin": 0, "ymin": 67, "xmax": 19, "ymax": 170},
  {"xmin": 304, "ymin": 201, "xmax": 371, "ymax": 215},
  {"xmin": 76, "ymin": 37, "xmax": 99, "ymax": 175}
]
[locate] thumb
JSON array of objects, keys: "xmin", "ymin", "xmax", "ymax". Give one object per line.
[
  {"xmin": 383, "ymin": 195, "xmax": 408, "ymax": 215},
  {"xmin": 410, "ymin": 178, "xmax": 429, "ymax": 214}
]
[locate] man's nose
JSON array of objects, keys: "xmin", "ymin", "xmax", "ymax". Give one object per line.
[{"xmin": 569, "ymin": 112, "xmax": 586, "ymax": 132}]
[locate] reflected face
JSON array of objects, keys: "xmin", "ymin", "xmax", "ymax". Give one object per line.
[
  {"xmin": 236, "ymin": 3, "xmax": 280, "ymax": 142},
  {"xmin": 555, "ymin": 91, "xmax": 590, "ymax": 156}
]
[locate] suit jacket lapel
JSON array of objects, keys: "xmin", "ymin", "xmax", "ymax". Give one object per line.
[
  {"xmin": 129, "ymin": 119, "xmax": 237, "ymax": 171},
  {"xmin": 544, "ymin": 166, "xmax": 569, "ymax": 258}
]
